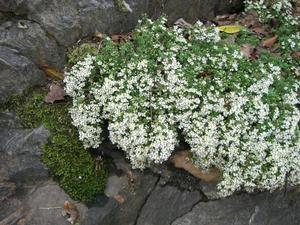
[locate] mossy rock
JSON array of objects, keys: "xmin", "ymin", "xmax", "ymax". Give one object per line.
[{"xmin": 1, "ymin": 89, "xmax": 107, "ymax": 202}]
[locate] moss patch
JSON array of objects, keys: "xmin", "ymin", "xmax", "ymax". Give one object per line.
[
  {"xmin": 67, "ymin": 43, "xmax": 99, "ymax": 67},
  {"xmin": 1, "ymin": 89, "xmax": 107, "ymax": 202},
  {"xmin": 113, "ymin": 0, "xmax": 130, "ymax": 13}
]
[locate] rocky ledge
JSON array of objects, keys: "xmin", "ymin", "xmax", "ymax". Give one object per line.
[{"xmin": 1, "ymin": 112, "xmax": 300, "ymax": 225}]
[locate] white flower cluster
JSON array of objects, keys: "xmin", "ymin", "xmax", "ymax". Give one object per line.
[
  {"xmin": 281, "ymin": 32, "xmax": 300, "ymax": 51},
  {"xmin": 245, "ymin": 0, "xmax": 300, "ymax": 25},
  {"xmin": 190, "ymin": 21, "xmax": 221, "ymax": 43},
  {"xmin": 179, "ymin": 62, "xmax": 300, "ymax": 196},
  {"xmin": 65, "ymin": 55, "xmax": 104, "ymax": 148},
  {"xmin": 64, "ymin": 16, "xmax": 300, "ymax": 196}
]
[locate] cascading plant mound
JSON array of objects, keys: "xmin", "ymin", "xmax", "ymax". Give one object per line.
[{"xmin": 65, "ymin": 9, "xmax": 300, "ymax": 196}]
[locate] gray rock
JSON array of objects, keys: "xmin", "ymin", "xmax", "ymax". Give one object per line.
[
  {"xmin": 0, "ymin": 46, "xmax": 45, "ymax": 103},
  {"xmin": 23, "ymin": 181, "xmax": 88, "ymax": 225},
  {"xmin": 0, "ymin": 112, "xmax": 22, "ymax": 129},
  {"xmin": 81, "ymin": 197, "xmax": 118, "ymax": 225},
  {"xmin": 104, "ymin": 171, "xmax": 159, "ymax": 225},
  {"xmin": 0, "ymin": 181, "xmax": 16, "ymax": 202},
  {"xmin": 172, "ymin": 190, "xmax": 300, "ymax": 225},
  {"xmin": 0, "ymin": 198, "xmax": 24, "ymax": 224},
  {"xmin": 0, "ymin": 20, "xmax": 65, "ymax": 69},
  {"xmin": 0, "ymin": 0, "xmax": 243, "ymax": 48},
  {"xmin": 78, "ymin": 0, "xmax": 149, "ymax": 37},
  {"xmin": 0, "ymin": 118, "xmax": 50, "ymax": 185},
  {"xmin": 136, "ymin": 184, "xmax": 203, "ymax": 225},
  {"xmin": 26, "ymin": 0, "xmax": 82, "ymax": 46},
  {"xmin": 83, "ymin": 170, "xmax": 159, "ymax": 225},
  {"xmin": 150, "ymin": 0, "xmax": 243, "ymax": 24}
]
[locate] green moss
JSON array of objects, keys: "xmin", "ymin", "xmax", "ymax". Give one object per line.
[
  {"xmin": 236, "ymin": 29, "xmax": 261, "ymax": 46},
  {"xmin": 113, "ymin": 0, "xmax": 130, "ymax": 13},
  {"xmin": 67, "ymin": 43, "xmax": 99, "ymax": 67},
  {"xmin": 1, "ymin": 89, "xmax": 107, "ymax": 202}
]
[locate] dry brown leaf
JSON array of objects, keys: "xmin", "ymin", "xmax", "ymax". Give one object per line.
[
  {"xmin": 41, "ymin": 64, "xmax": 64, "ymax": 80},
  {"xmin": 44, "ymin": 83, "xmax": 66, "ymax": 103},
  {"xmin": 111, "ymin": 33, "xmax": 132, "ymax": 43},
  {"xmin": 94, "ymin": 31, "xmax": 104, "ymax": 40},
  {"xmin": 62, "ymin": 201, "xmax": 79, "ymax": 225},
  {"xmin": 252, "ymin": 26, "xmax": 268, "ymax": 36},
  {"xmin": 241, "ymin": 44, "xmax": 259, "ymax": 59},
  {"xmin": 291, "ymin": 52, "xmax": 300, "ymax": 58},
  {"xmin": 170, "ymin": 151, "xmax": 221, "ymax": 182},
  {"xmin": 262, "ymin": 35, "xmax": 278, "ymax": 48},
  {"xmin": 113, "ymin": 194, "xmax": 125, "ymax": 204}
]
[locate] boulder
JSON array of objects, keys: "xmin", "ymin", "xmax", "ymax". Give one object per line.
[
  {"xmin": 172, "ymin": 190, "xmax": 300, "ymax": 225},
  {"xmin": 78, "ymin": 0, "xmax": 150, "ymax": 37},
  {"xmin": 0, "ymin": 46, "xmax": 45, "ymax": 103},
  {"xmin": 26, "ymin": 0, "xmax": 82, "ymax": 47},
  {"xmin": 0, "ymin": 0, "xmax": 244, "ymax": 48},
  {"xmin": 0, "ymin": 20, "xmax": 65, "ymax": 69}
]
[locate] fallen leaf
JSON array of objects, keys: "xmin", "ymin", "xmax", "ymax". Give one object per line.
[
  {"xmin": 291, "ymin": 52, "xmax": 300, "ymax": 58},
  {"xmin": 111, "ymin": 33, "xmax": 132, "ymax": 43},
  {"xmin": 241, "ymin": 44, "xmax": 259, "ymax": 59},
  {"xmin": 170, "ymin": 151, "xmax": 222, "ymax": 182},
  {"xmin": 62, "ymin": 201, "xmax": 79, "ymax": 225},
  {"xmin": 94, "ymin": 31, "xmax": 104, "ymax": 40},
  {"xmin": 44, "ymin": 83, "xmax": 66, "ymax": 103},
  {"xmin": 262, "ymin": 35, "xmax": 278, "ymax": 48},
  {"xmin": 41, "ymin": 64, "xmax": 64, "ymax": 80},
  {"xmin": 113, "ymin": 194, "xmax": 125, "ymax": 204},
  {"xmin": 217, "ymin": 25, "xmax": 242, "ymax": 34},
  {"xmin": 252, "ymin": 26, "xmax": 268, "ymax": 36}
]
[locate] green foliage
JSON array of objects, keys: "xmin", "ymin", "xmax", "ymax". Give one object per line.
[
  {"xmin": 67, "ymin": 43, "xmax": 99, "ymax": 67},
  {"xmin": 235, "ymin": 29, "xmax": 261, "ymax": 46},
  {"xmin": 113, "ymin": 0, "xmax": 130, "ymax": 12},
  {"xmin": 2, "ymin": 89, "xmax": 107, "ymax": 202}
]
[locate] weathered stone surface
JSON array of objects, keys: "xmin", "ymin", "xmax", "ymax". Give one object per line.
[
  {"xmin": 78, "ymin": 0, "xmax": 150, "ymax": 37},
  {"xmin": 0, "ymin": 198, "xmax": 24, "ymax": 225},
  {"xmin": 0, "ymin": 113, "xmax": 50, "ymax": 186},
  {"xmin": 0, "ymin": 20, "xmax": 65, "ymax": 69},
  {"xmin": 82, "ymin": 158, "xmax": 159, "ymax": 225},
  {"xmin": 0, "ymin": 181, "xmax": 16, "ymax": 202},
  {"xmin": 104, "ymin": 171, "xmax": 159, "ymax": 225},
  {"xmin": 172, "ymin": 190, "xmax": 300, "ymax": 225},
  {"xmin": 149, "ymin": 0, "xmax": 243, "ymax": 23},
  {"xmin": 0, "ymin": 0, "xmax": 243, "ymax": 48},
  {"xmin": 81, "ymin": 197, "xmax": 118, "ymax": 225},
  {"xmin": 0, "ymin": 46, "xmax": 45, "ymax": 104},
  {"xmin": 0, "ymin": 112, "xmax": 22, "ymax": 129},
  {"xmin": 23, "ymin": 181, "xmax": 88, "ymax": 225},
  {"xmin": 26, "ymin": 0, "xmax": 82, "ymax": 46},
  {"xmin": 136, "ymin": 184, "xmax": 203, "ymax": 225}
]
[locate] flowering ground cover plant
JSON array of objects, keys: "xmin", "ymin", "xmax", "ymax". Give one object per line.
[{"xmin": 65, "ymin": 0, "xmax": 300, "ymax": 197}]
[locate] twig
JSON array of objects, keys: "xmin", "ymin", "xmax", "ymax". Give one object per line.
[{"xmin": 39, "ymin": 206, "xmax": 62, "ymax": 210}]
